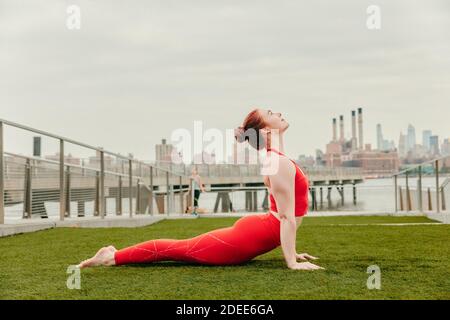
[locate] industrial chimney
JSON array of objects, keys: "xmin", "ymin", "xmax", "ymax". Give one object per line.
[
  {"xmin": 332, "ymin": 118, "xmax": 337, "ymax": 141},
  {"xmin": 339, "ymin": 115, "xmax": 344, "ymax": 142},
  {"xmin": 351, "ymin": 110, "xmax": 357, "ymax": 150},
  {"xmin": 358, "ymin": 108, "xmax": 364, "ymax": 150}
]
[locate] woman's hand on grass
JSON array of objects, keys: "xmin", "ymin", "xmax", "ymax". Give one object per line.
[
  {"xmin": 296, "ymin": 253, "xmax": 318, "ymax": 261},
  {"xmin": 288, "ymin": 261, "xmax": 324, "ymax": 271}
]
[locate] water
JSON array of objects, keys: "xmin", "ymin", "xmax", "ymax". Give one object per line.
[
  {"xmin": 5, "ymin": 176, "xmax": 449, "ymax": 219},
  {"xmin": 197, "ymin": 176, "xmax": 450, "ymax": 213}
]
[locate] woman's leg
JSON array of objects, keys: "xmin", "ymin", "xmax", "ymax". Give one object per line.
[
  {"xmin": 193, "ymin": 190, "xmax": 200, "ymax": 214},
  {"xmin": 79, "ymin": 227, "xmax": 239, "ymax": 268},
  {"xmin": 114, "ymin": 229, "xmax": 237, "ymax": 266},
  {"xmin": 194, "ymin": 190, "xmax": 200, "ymax": 206},
  {"xmin": 78, "ymin": 214, "xmax": 280, "ymax": 268}
]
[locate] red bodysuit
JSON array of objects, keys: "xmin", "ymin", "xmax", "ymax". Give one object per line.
[
  {"xmin": 268, "ymin": 148, "xmax": 309, "ymax": 217},
  {"xmin": 114, "ymin": 148, "xmax": 309, "ymax": 266}
]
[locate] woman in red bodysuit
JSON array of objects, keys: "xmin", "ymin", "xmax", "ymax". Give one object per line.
[{"xmin": 78, "ymin": 109, "xmax": 324, "ymax": 271}]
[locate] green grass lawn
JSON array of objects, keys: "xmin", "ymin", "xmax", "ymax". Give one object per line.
[{"xmin": 0, "ymin": 215, "xmax": 449, "ymax": 300}]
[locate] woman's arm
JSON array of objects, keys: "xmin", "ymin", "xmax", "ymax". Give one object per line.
[
  {"xmin": 199, "ymin": 176, "xmax": 206, "ymax": 192},
  {"xmin": 269, "ymin": 157, "xmax": 298, "ymax": 268},
  {"xmin": 270, "ymin": 157, "xmax": 324, "ymax": 271}
]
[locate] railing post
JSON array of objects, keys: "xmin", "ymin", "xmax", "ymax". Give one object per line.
[
  {"xmin": 129, "ymin": 159, "xmax": 133, "ymax": 217},
  {"xmin": 191, "ymin": 178, "xmax": 195, "ymax": 213},
  {"xmin": 352, "ymin": 184, "xmax": 356, "ymax": 205},
  {"xmin": 179, "ymin": 176, "xmax": 183, "ymax": 214},
  {"xmin": 65, "ymin": 166, "xmax": 71, "ymax": 217},
  {"xmin": 149, "ymin": 166, "xmax": 154, "ymax": 215},
  {"xmin": 99, "ymin": 150, "xmax": 105, "ymax": 219},
  {"xmin": 59, "ymin": 139, "xmax": 65, "ymax": 221},
  {"xmin": 23, "ymin": 159, "xmax": 32, "ymax": 219},
  {"xmin": 427, "ymin": 187, "xmax": 432, "ymax": 211},
  {"xmin": 418, "ymin": 166, "xmax": 423, "ymax": 212},
  {"xmin": 117, "ymin": 176, "xmax": 122, "ymax": 215},
  {"xmin": 136, "ymin": 179, "xmax": 141, "ymax": 214},
  {"xmin": 0, "ymin": 121, "xmax": 4, "ymax": 224},
  {"xmin": 394, "ymin": 175, "xmax": 398, "ymax": 212},
  {"xmin": 435, "ymin": 159, "xmax": 440, "ymax": 213},
  {"xmin": 166, "ymin": 171, "xmax": 170, "ymax": 215},
  {"xmin": 406, "ymin": 172, "xmax": 411, "ymax": 211},
  {"xmin": 94, "ymin": 172, "xmax": 100, "ymax": 216}
]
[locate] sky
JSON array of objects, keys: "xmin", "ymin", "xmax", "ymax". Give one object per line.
[{"xmin": 1, "ymin": 0, "xmax": 449, "ymax": 162}]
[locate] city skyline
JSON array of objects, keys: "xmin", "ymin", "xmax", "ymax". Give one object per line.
[
  {"xmin": 1, "ymin": 1, "xmax": 450, "ymax": 161},
  {"xmin": 3, "ymin": 107, "xmax": 449, "ymax": 163}
]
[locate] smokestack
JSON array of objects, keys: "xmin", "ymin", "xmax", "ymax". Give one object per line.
[
  {"xmin": 339, "ymin": 115, "xmax": 344, "ymax": 142},
  {"xmin": 332, "ymin": 118, "xmax": 337, "ymax": 141},
  {"xmin": 351, "ymin": 110, "xmax": 357, "ymax": 150},
  {"xmin": 358, "ymin": 108, "xmax": 364, "ymax": 150}
]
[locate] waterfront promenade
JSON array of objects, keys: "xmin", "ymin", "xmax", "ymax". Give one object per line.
[{"xmin": 1, "ymin": 118, "xmax": 449, "ymax": 239}]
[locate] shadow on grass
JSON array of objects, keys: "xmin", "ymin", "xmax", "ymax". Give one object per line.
[{"xmin": 115, "ymin": 259, "xmax": 285, "ymax": 269}]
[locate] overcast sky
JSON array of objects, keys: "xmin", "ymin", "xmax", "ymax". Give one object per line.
[{"xmin": 1, "ymin": 0, "xmax": 449, "ymax": 161}]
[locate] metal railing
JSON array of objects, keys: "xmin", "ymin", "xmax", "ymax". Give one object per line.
[
  {"xmin": 392, "ymin": 155, "xmax": 450, "ymax": 213},
  {"xmin": 150, "ymin": 161, "xmax": 364, "ymax": 180},
  {"xmin": 0, "ymin": 119, "xmax": 192, "ymax": 224}
]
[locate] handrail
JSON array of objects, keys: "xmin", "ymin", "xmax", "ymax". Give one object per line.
[
  {"xmin": 0, "ymin": 118, "xmax": 193, "ymax": 223},
  {"xmin": 0, "ymin": 118, "xmax": 116, "ymax": 156},
  {"xmin": 392, "ymin": 154, "xmax": 449, "ymax": 214},
  {"xmin": 149, "ymin": 161, "xmax": 364, "ymax": 178},
  {"xmin": 209, "ymin": 186, "xmax": 268, "ymax": 191},
  {"xmin": 0, "ymin": 118, "xmax": 186, "ymax": 178},
  {"xmin": 5, "ymin": 151, "xmax": 143, "ymax": 180},
  {"xmin": 392, "ymin": 154, "xmax": 450, "ymax": 177},
  {"xmin": 3, "ymin": 150, "xmax": 185, "ymax": 178}
]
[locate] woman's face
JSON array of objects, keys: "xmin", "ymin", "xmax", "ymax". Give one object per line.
[{"xmin": 258, "ymin": 109, "xmax": 289, "ymax": 132}]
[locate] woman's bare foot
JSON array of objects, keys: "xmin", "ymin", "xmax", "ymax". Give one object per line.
[{"xmin": 78, "ymin": 246, "xmax": 117, "ymax": 269}]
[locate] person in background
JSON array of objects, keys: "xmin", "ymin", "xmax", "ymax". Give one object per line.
[{"xmin": 190, "ymin": 167, "xmax": 206, "ymax": 216}]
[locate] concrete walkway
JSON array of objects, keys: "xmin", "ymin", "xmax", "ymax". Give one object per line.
[{"xmin": 0, "ymin": 214, "xmax": 196, "ymax": 237}]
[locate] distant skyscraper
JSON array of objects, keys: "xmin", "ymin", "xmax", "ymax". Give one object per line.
[
  {"xmin": 376, "ymin": 124, "xmax": 395, "ymax": 151},
  {"xmin": 430, "ymin": 135, "xmax": 440, "ymax": 156},
  {"xmin": 390, "ymin": 140, "xmax": 396, "ymax": 150},
  {"xmin": 399, "ymin": 133, "xmax": 406, "ymax": 157},
  {"xmin": 315, "ymin": 149, "xmax": 325, "ymax": 166},
  {"xmin": 422, "ymin": 130, "xmax": 432, "ymax": 151},
  {"xmin": 382, "ymin": 140, "xmax": 395, "ymax": 152},
  {"xmin": 407, "ymin": 124, "xmax": 416, "ymax": 152},
  {"xmin": 155, "ymin": 139, "xmax": 174, "ymax": 163},
  {"xmin": 376, "ymin": 124, "xmax": 383, "ymax": 150},
  {"xmin": 442, "ymin": 138, "xmax": 450, "ymax": 156}
]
